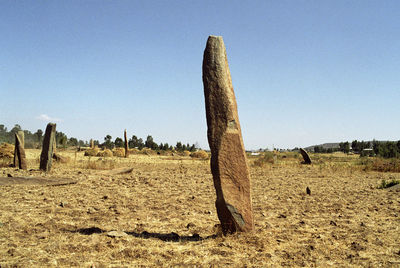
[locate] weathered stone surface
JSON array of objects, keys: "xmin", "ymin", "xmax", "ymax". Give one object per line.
[
  {"xmin": 300, "ymin": 148, "xmax": 312, "ymax": 164},
  {"xmin": 40, "ymin": 123, "xmax": 56, "ymax": 171},
  {"xmin": 202, "ymin": 35, "xmax": 254, "ymax": 234},
  {"xmin": 90, "ymin": 139, "xmax": 94, "ymax": 148},
  {"xmin": 124, "ymin": 129, "xmax": 129, "ymax": 158},
  {"xmin": 13, "ymin": 131, "xmax": 27, "ymax": 170}
]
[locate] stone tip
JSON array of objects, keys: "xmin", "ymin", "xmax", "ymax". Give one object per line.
[{"xmin": 208, "ymin": 35, "xmax": 223, "ymax": 40}]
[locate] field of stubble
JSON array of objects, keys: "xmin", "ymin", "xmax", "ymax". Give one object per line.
[{"xmin": 0, "ymin": 150, "xmax": 399, "ymax": 267}]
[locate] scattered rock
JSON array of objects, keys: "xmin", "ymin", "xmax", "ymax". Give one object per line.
[
  {"xmin": 107, "ymin": 230, "xmax": 128, "ymax": 238},
  {"xmin": 330, "ymin": 220, "xmax": 337, "ymax": 226},
  {"xmin": 306, "ymin": 187, "xmax": 311, "ymax": 195}
]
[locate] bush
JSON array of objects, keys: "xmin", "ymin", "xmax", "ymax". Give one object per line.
[
  {"xmin": 378, "ymin": 179, "xmax": 400, "ymax": 189},
  {"xmin": 360, "ymin": 157, "xmax": 400, "ymax": 173},
  {"xmin": 253, "ymin": 152, "xmax": 275, "ymax": 167},
  {"xmin": 190, "ymin": 150, "xmax": 209, "ymax": 159}
]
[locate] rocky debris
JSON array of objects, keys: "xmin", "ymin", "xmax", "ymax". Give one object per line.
[
  {"xmin": 202, "ymin": 35, "xmax": 254, "ymax": 234},
  {"xmin": 40, "ymin": 123, "xmax": 56, "ymax": 171},
  {"xmin": 300, "ymin": 148, "xmax": 312, "ymax": 164}
]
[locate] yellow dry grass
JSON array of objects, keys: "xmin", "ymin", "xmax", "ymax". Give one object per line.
[
  {"xmin": 0, "ymin": 150, "xmax": 399, "ymax": 267},
  {"xmin": 190, "ymin": 150, "xmax": 209, "ymax": 159}
]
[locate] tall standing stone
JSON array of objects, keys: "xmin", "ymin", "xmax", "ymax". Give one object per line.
[
  {"xmin": 300, "ymin": 148, "xmax": 312, "ymax": 164},
  {"xmin": 40, "ymin": 123, "xmax": 56, "ymax": 172},
  {"xmin": 202, "ymin": 35, "xmax": 254, "ymax": 234},
  {"xmin": 90, "ymin": 139, "xmax": 94, "ymax": 148},
  {"xmin": 13, "ymin": 131, "xmax": 27, "ymax": 170},
  {"xmin": 124, "ymin": 129, "xmax": 129, "ymax": 158}
]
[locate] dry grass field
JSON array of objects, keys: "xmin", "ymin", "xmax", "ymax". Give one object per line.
[{"xmin": 0, "ymin": 149, "xmax": 399, "ymax": 267}]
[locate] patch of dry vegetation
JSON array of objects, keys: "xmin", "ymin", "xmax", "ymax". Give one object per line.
[
  {"xmin": 0, "ymin": 142, "xmax": 14, "ymax": 158},
  {"xmin": 112, "ymin": 148, "xmax": 125, "ymax": 157},
  {"xmin": 359, "ymin": 157, "xmax": 400, "ymax": 173},
  {"xmin": 0, "ymin": 150, "xmax": 399, "ymax": 267},
  {"xmin": 190, "ymin": 150, "xmax": 209, "ymax": 159}
]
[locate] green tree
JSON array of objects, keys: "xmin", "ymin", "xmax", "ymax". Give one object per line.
[
  {"xmin": 34, "ymin": 129, "xmax": 43, "ymax": 146},
  {"xmin": 104, "ymin": 135, "xmax": 113, "ymax": 149},
  {"xmin": 114, "ymin": 137, "xmax": 124, "ymax": 148}
]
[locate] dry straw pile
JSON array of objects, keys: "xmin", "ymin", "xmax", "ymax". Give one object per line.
[
  {"xmin": 0, "ymin": 143, "xmax": 14, "ymax": 158},
  {"xmin": 190, "ymin": 150, "xmax": 209, "ymax": 159},
  {"xmin": 97, "ymin": 149, "xmax": 113, "ymax": 157},
  {"xmin": 112, "ymin": 148, "xmax": 125, "ymax": 157}
]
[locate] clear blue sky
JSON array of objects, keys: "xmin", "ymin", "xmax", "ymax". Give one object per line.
[{"xmin": 1, "ymin": 1, "xmax": 399, "ymax": 150}]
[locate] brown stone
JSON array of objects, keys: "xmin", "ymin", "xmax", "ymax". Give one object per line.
[
  {"xmin": 202, "ymin": 35, "xmax": 254, "ymax": 234},
  {"xmin": 300, "ymin": 148, "xmax": 312, "ymax": 164},
  {"xmin": 124, "ymin": 129, "xmax": 129, "ymax": 158},
  {"xmin": 40, "ymin": 123, "xmax": 56, "ymax": 171},
  {"xmin": 13, "ymin": 131, "xmax": 27, "ymax": 170},
  {"xmin": 90, "ymin": 139, "xmax": 94, "ymax": 148},
  {"xmin": 53, "ymin": 153, "xmax": 69, "ymax": 163}
]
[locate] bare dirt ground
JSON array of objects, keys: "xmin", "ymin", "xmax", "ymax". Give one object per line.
[{"xmin": 0, "ymin": 150, "xmax": 399, "ymax": 267}]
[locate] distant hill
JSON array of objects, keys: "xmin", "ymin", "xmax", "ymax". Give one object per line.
[{"xmin": 304, "ymin": 143, "xmax": 340, "ymax": 152}]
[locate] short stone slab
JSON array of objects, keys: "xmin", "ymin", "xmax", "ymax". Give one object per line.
[
  {"xmin": 101, "ymin": 167, "xmax": 134, "ymax": 175},
  {"xmin": 107, "ymin": 231, "xmax": 128, "ymax": 238},
  {"xmin": 387, "ymin": 184, "xmax": 400, "ymax": 191},
  {"xmin": 0, "ymin": 177, "xmax": 77, "ymax": 186}
]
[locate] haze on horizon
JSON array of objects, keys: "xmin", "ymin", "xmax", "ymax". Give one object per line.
[{"xmin": 1, "ymin": 1, "xmax": 399, "ymax": 150}]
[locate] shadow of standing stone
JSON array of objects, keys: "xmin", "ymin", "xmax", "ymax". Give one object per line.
[
  {"xmin": 300, "ymin": 148, "xmax": 312, "ymax": 164},
  {"xmin": 202, "ymin": 35, "xmax": 254, "ymax": 235},
  {"xmin": 13, "ymin": 131, "xmax": 27, "ymax": 170},
  {"xmin": 40, "ymin": 123, "xmax": 56, "ymax": 172}
]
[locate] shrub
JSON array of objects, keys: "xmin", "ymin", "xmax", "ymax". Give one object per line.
[
  {"xmin": 378, "ymin": 179, "xmax": 400, "ymax": 189},
  {"xmin": 253, "ymin": 152, "xmax": 275, "ymax": 167},
  {"xmin": 360, "ymin": 157, "xmax": 400, "ymax": 173},
  {"xmin": 190, "ymin": 150, "xmax": 209, "ymax": 159}
]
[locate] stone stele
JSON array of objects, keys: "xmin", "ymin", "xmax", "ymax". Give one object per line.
[
  {"xmin": 13, "ymin": 131, "xmax": 27, "ymax": 170},
  {"xmin": 124, "ymin": 129, "xmax": 129, "ymax": 158},
  {"xmin": 299, "ymin": 148, "xmax": 312, "ymax": 164},
  {"xmin": 202, "ymin": 35, "xmax": 254, "ymax": 234},
  {"xmin": 40, "ymin": 123, "xmax": 56, "ymax": 172}
]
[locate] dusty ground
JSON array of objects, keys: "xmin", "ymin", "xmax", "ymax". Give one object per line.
[{"xmin": 0, "ymin": 150, "xmax": 399, "ymax": 267}]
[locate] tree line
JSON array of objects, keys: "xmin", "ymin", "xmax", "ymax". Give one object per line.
[
  {"xmin": 313, "ymin": 139, "xmax": 400, "ymax": 158},
  {"xmin": 0, "ymin": 124, "xmax": 198, "ymax": 152},
  {"xmin": 102, "ymin": 134, "xmax": 197, "ymax": 152}
]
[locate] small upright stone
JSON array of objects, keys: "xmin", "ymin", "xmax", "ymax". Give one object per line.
[
  {"xmin": 90, "ymin": 139, "xmax": 94, "ymax": 149},
  {"xmin": 300, "ymin": 148, "xmax": 312, "ymax": 164},
  {"xmin": 124, "ymin": 129, "xmax": 129, "ymax": 158},
  {"xmin": 202, "ymin": 35, "xmax": 254, "ymax": 234},
  {"xmin": 40, "ymin": 123, "xmax": 56, "ymax": 171},
  {"xmin": 13, "ymin": 131, "xmax": 27, "ymax": 170}
]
